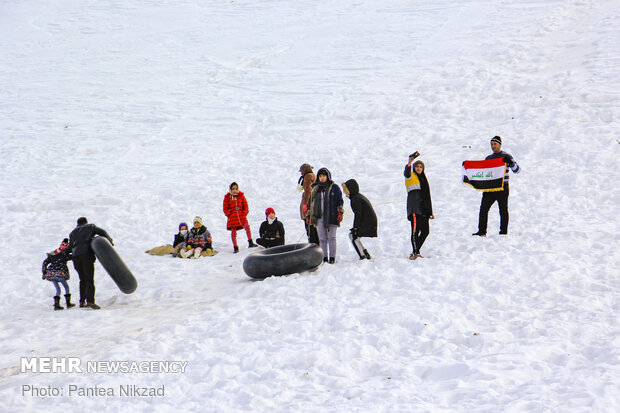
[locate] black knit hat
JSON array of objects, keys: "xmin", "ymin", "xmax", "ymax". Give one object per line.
[{"xmin": 491, "ymin": 136, "xmax": 502, "ymax": 145}]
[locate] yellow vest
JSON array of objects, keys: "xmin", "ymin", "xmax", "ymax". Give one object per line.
[{"xmin": 405, "ymin": 169, "xmax": 421, "ymax": 192}]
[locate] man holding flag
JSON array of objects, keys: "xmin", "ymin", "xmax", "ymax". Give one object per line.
[{"xmin": 467, "ymin": 136, "xmax": 520, "ymax": 236}]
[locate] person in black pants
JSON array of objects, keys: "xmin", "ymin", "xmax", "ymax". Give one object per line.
[
  {"xmin": 342, "ymin": 179, "xmax": 377, "ymax": 260},
  {"xmin": 404, "ymin": 155, "xmax": 434, "ymax": 260},
  {"xmin": 473, "ymin": 136, "xmax": 521, "ymax": 236},
  {"xmin": 69, "ymin": 217, "xmax": 113, "ymax": 309},
  {"xmin": 256, "ymin": 208, "xmax": 285, "ymax": 248}
]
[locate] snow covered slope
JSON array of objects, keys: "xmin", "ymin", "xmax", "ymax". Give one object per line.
[{"xmin": 1, "ymin": 0, "xmax": 619, "ymax": 411}]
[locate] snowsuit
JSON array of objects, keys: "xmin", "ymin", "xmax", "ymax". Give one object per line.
[
  {"xmin": 342, "ymin": 179, "xmax": 377, "ymax": 259},
  {"xmin": 223, "ymin": 190, "xmax": 253, "ymax": 248},
  {"xmin": 256, "ymin": 218, "xmax": 285, "ymax": 248},
  {"xmin": 69, "ymin": 223, "xmax": 113, "ymax": 306},
  {"xmin": 404, "ymin": 163, "xmax": 433, "ymax": 255},
  {"xmin": 477, "ymin": 151, "xmax": 520, "ymax": 234},
  {"xmin": 308, "ymin": 168, "xmax": 344, "ymax": 260},
  {"xmin": 299, "ymin": 166, "xmax": 319, "ymax": 244}
]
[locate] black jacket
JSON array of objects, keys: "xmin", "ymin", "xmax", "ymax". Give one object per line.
[
  {"xmin": 404, "ymin": 167, "xmax": 433, "ymax": 219},
  {"xmin": 69, "ymin": 224, "xmax": 113, "ymax": 257},
  {"xmin": 343, "ymin": 179, "xmax": 377, "ymax": 238},
  {"xmin": 259, "ymin": 218, "xmax": 285, "ymax": 242},
  {"xmin": 173, "ymin": 232, "xmax": 187, "ymax": 248}
]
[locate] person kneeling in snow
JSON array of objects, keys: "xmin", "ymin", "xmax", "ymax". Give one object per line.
[
  {"xmin": 342, "ymin": 179, "xmax": 377, "ymax": 260},
  {"xmin": 42, "ymin": 239, "xmax": 76, "ymax": 310},
  {"xmin": 181, "ymin": 216, "xmax": 212, "ymax": 259},
  {"xmin": 256, "ymin": 207, "xmax": 285, "ymax": 248},
  {"xmin": 172, "ymin": 222, "xmax": 189, "ymax": 258}
]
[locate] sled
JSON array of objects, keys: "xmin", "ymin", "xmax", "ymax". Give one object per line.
[
  {"xmin": 145, "ymin": 245, "xmax": 218, "ymax": 257},
  {"xmin": 91, "ymin": 236, "xmax": 138, "ymax": 294}
]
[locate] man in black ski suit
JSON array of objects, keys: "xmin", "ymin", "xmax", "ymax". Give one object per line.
[
  {"xmin": 69, "ymin": 217, "xmax": 113, "ymax": 309},
  {"xmin": 473, "ymin": 136, "xmax": 521, "ymax": 236}
]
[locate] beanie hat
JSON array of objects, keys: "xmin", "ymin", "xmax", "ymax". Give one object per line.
[
  {"xmin": 265, "ymin": 207, "xmax": 275, "ymax": 217},
  {"xmin": 53, "ymin": 239, "xmax": 70, "ymax": 254},
  {"xmin": 179, "ymin": 222, "xmax": 188, "ymax": 231},
  {"xmin": 193, "ymin": 216, "xmax": 202, "ymax": 225},
  {"xmin": 491, "ymin": 136, "xmax": 502, "ymax": 145}
]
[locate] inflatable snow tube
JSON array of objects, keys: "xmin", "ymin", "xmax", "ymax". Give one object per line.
[
  {"xmin": 243, "ymin": 243, "xmax": 324, "ymax": 279},
  {"xmin": 91, "ymin": 236, "xmax": 138, "ymax": 294}
]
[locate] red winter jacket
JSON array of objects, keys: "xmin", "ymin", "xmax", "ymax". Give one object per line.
[{"xmin": 223, "ymin": 191, "xmax": 249, "ymax": 230}]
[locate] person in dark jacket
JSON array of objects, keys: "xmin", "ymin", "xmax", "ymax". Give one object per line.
[
  {"xmin": 42, "ymin": 238, "xmax": 75, "ymax": 310},
  {"xmin": 69, "ymin": 217, "xmax": 113, "ymax": 309},
  {"xmin": 404, "ymin": 154, "xmax": 434, "ymax": 260},
  {"xmin": 298, "ymin": 163, "xmax": 319, "ymax": 244},
  {"xmin": 308, "ymin": 168, "xmax": 344, "ymax": 264},
  {"xmin": 172, "ymin": 222, "xmax": 189, "ymax": 258},
  {"xmin": 472, "ymin": 136, "xmax": 521, "ymax": 236},
  {"xmin": 256, "ymin": 207, "xmax": 285, "ymax": 248},
  {"xmin": 342, "ymin": 179, "xmax": 377, "ymax": 260}
]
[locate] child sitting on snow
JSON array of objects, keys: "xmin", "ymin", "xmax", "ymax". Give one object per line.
[
  {"xmin": 172, "ymin": 222, "xmax": 189, "ymax": 258},
  {"xmin": 41, "ymin": 238, "xmax": 76, "ymax": 310},
  {"xmin": 256, "ymin": 207, "xmax": 285, "ymax": 248},
  {"xmin": 181, "ymin": 216, "xmax": 213, "ymax": 259}
]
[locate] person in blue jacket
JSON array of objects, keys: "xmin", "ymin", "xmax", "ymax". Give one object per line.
[{"xmin": 307, "ymin": 168, "xmax": 344, "ymax": 264}]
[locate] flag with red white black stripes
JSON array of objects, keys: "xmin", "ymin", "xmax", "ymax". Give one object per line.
[{"xmin": 462, "ymin": 158, "xmax": 507, "ymax": 192}]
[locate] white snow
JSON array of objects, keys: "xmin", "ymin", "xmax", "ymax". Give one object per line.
[{"xmin": 1, "ymin": 0, "xmax": 619, "ymax": 411}]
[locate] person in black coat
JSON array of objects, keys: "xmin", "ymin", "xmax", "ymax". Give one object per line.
[
  {"xmin": 342, "ymin": 179, "xmax": 377, "ymax": 260},
  {"xmin": 404, "ymin": 157, "xmax": 434, "ymax": 260},
  {"xmin": 69, "ymin": 217, "xmax": 113, "ymax": 309},
  {"xmin": 256, "ymin": 208, "xmax": 285, "ymax": 248}
]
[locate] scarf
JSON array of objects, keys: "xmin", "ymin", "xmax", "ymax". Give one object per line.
[{"xmin": 314, "ymin": 181, "xmax": 331, "ymax": 228}]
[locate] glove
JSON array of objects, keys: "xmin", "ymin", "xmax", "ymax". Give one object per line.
[
  {"xmin": 350, "ymin": 227, "xmax": 358, "ymax": 237},
  {"xmin": 302, "ymin": 204, "xmax": 308, "ymax": 212},
  {"xmin": 187, "ymin": 245, "xmax": 192, "ymax": 250},
  {"xmin": 502, "ymin": 156, "xmax": 514, "ymax": 167},
  {"xmin": 305, "ymin": 216, "xmax": 311, "ymax": 225},
  {"xmin": 337, "ymin": 212, "xmax": 343, "ymax": 223}
]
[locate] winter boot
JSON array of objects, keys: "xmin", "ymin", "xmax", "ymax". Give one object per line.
[
  {"xmin": 87, "ymin": 301, "xmax": 101, "ymax": 310},
  {"xmin": 248, "ymin": 239, "xmax": 257, "ymax": 248},
  {"xmin": 329, "ymin": 257, "xmax": 335, "ymax": 264},
  {"xmin": 64, "ymin": 294, "xmax": 76, "ymax": 309},
  {"xmin": 323, "ymin": 257, "xmax": 328, "ymax": 263},
  {"xmin": 53, "ymin": 296, "xmax": 64, "ymax": 311},
  {"xmin": 233, "ymin": 246, "xmax": 239, "ymax": 253},
  {"xmin": 363, "ymin": 249, "xmax": 371, "ymax": 260},
  {"xmin": 180, "ymin": 249, "xmax": 190, "ymax": 258},
  {"xmin": 191, "ymin": 248, "xmax": 201, "ymax": 259},
  {"xmin": 79, "ymin": 299, "xmax": 87, "ymax": 308},
  {"xmin": 472, "ymin": 231, "xmax": 486, "ymax": 237}
]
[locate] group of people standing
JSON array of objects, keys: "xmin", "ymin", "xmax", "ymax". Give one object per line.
[
  {"xmin": 41, "ymin": 136, "xmax": 519, "ymax": 310},
  {"xmin": 299, "ymin": 165, "xmax": 377, "ymax": 264}
]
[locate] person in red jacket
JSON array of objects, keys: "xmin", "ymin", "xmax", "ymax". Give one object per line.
[{"xmin": 223, "ymin": 182, "xmax": 257, "ymax": 253}]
